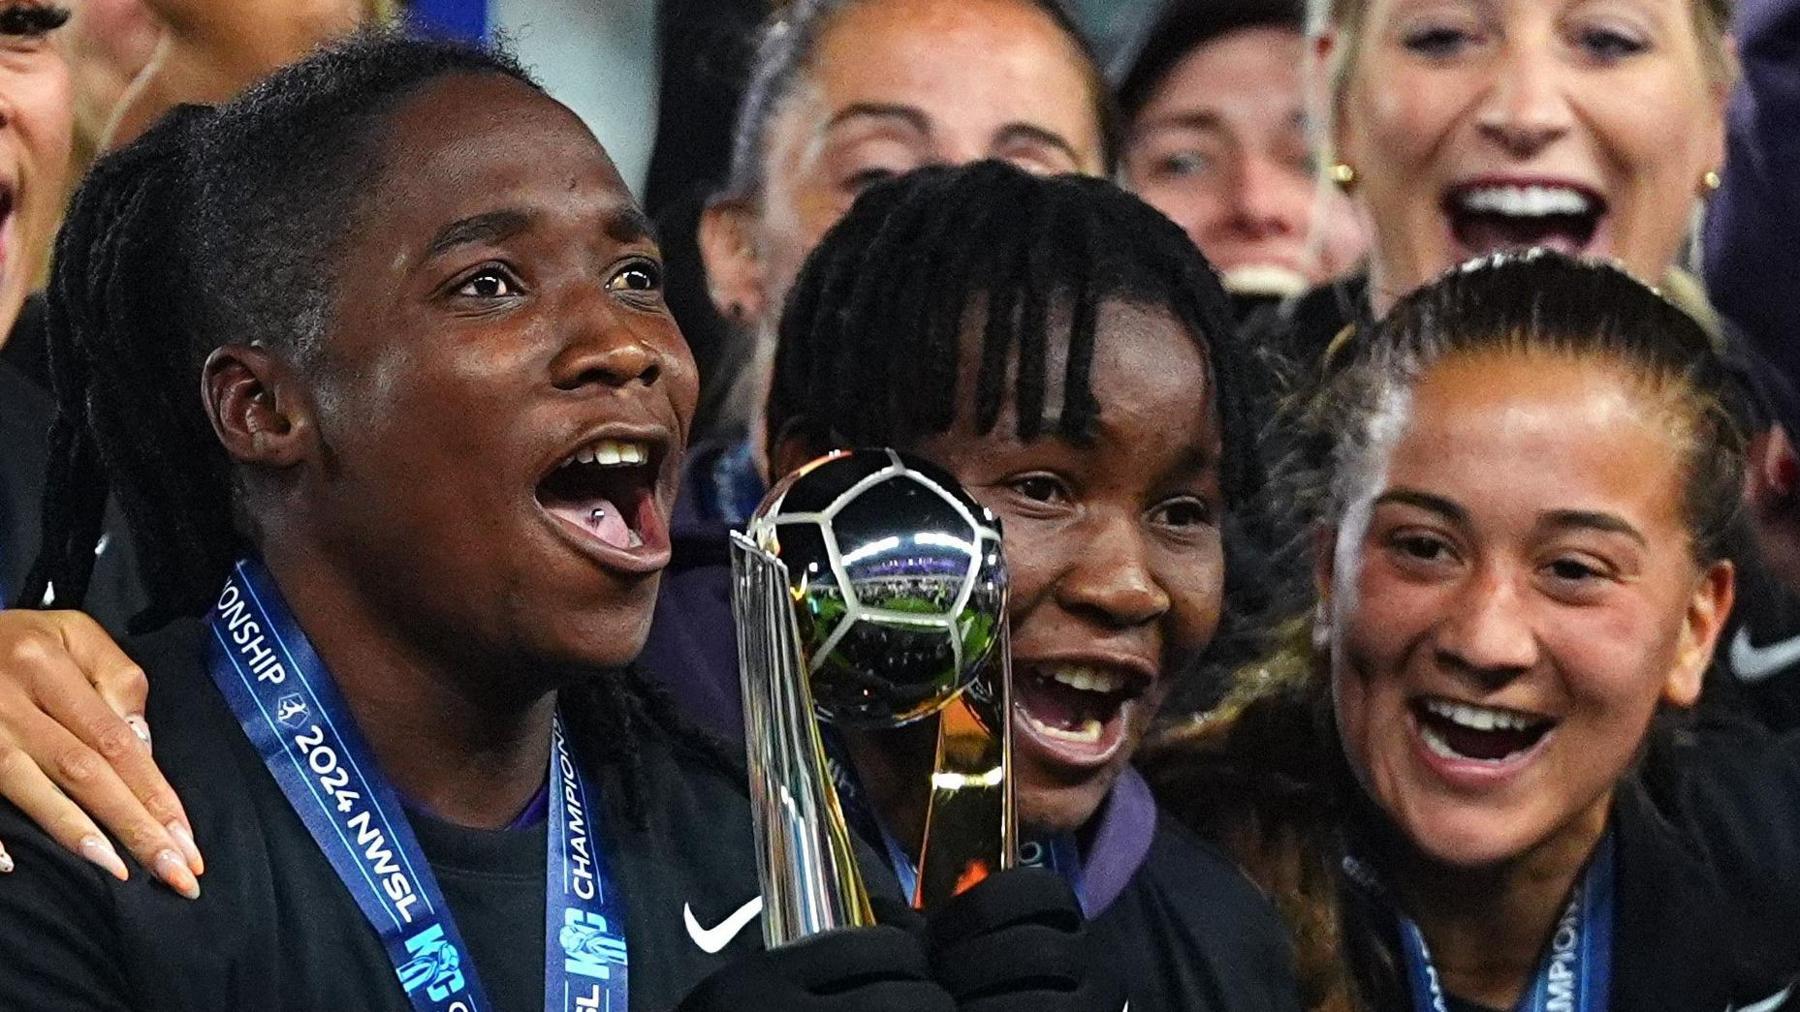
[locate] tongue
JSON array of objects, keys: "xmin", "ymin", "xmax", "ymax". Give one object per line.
[
  {"xmin": 549, "ymin": 496, "xmax": 635, "ymax": 550},
  {"xmin": 1429, "ymin": 714, "xmax": 1543, "ymax": 762},
  {"xmin": 1455, "ymin": 213, "xmax": 1592, "ymax": 256}
]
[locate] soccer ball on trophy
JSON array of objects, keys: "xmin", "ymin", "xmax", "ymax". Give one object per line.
[{"xmin": 745, "ymin": 447, "xmax": 1007, "ymax": 729}]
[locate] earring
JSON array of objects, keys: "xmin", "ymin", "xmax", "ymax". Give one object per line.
[
  {"xmin": 1329, "ymin": 162, "xmax": 1357, "ymax": 190},
  {"xmin": 1702, "ymin": 169, "xmax": 1722, "ymax": 194}
]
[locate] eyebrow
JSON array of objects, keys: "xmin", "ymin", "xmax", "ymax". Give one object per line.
[
  {"xmin": 1540, "ymin": 509, "xmax": 1648, "ymax": 548},
  {"xmin": 825, "ymin": 102, "xmax": 931, "ymax": 135},
  {"xmin": 1374, "ymin": 490, "xmax": 1649, "ymax": 547},
  {"xmin": 604, "ymin": 206, "xmax": 660, "ymax": 247},
  {"xmin": 1136, "ymin": 110, "xmax": 1227, "ymax": 136},
  {"xmin": 427, "ymin": 209, "xmax": 533, "ymax": 257},
  {"xmin": 825, "ymin": 104, "xmax": 1084, "ymax": 167},
  {"xmin": 993, "ymin": 122, "xmax": 1084, "ymax": 166},
  {"xmin": 1373, "ymin": 488, "xmax": 1469, "ymax": 525}
]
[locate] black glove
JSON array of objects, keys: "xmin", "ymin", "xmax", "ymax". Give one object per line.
[
  {"xmin": 676, "ymin": 922, "xmax": 957, "ymax": 1012},
  {"xmin": 925, "ymin": 867, "xmax": 1127, "ymax": 1012}
]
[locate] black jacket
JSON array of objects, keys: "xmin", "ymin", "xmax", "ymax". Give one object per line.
[
  {"xmin": 0, "ymin": 619, "xmax": 895, "ymax": 1011},
  {"xmin": 1347, "ymin": 722, "xmax": 1800, "ymax": 1010}
]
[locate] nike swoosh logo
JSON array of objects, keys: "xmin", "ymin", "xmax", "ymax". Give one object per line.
[
  {"xmin": 1730, "ymin": 984, "xmax": 1792, "ymax": 1012},
  {"xmin": 1729, "ymin": 627, "xmax": 1800, "ymax": 684},
  {"xmin": 684, "ymin": 896, "xmax": 763, "ymax": 954}
]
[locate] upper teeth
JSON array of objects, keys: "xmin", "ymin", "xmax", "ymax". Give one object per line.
[
  {"xmin": 1422, "ymin": 697, "xmax": 1543, "ymax": 732},
  {"xmin": 560, "ymin": 439, "xmax": 649, "ymax": 469},
  {"xmin": 1047, "ymin": 665, "xmax": 1127, "ymax": 694},
  {"xmin": 1456, "ymin": 184, "xmax": 1593, "ymax": 218}
]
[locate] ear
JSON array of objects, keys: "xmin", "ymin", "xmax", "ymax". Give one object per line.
[
  {"xmin": 1310, "ymin": 523, "xmax": 1341, "ymax": 648},
  {"xmin": 1310, "ymin": 29, "xmax": 1349, "ymax": 164},
  {"xmin": 769, "ymin": 422, "xmax": 831, "ymax": 484},
  {"xmin": 201, "ymin": 344, "xmax": 316, "ymax": 470},
  {"xmin": 1746, "ymin": 424, "xmax": 1799, "ymax": 511},
  {"xmin": 1664, "ymin": 559, "xmax": 1735, "ymax": 708},
  {"xmin": 699, "ymin": 198, "xmax": 768, "ymax": 330}
]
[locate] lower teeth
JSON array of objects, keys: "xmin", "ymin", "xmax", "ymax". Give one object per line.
[{"xmin": 1027, "ymin": 714, "xmax": 1103, "ymax": 745}]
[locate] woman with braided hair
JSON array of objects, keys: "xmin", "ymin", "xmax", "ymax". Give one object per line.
[{"xmin": 0, "ymin": 31, "xmax": 1126, "ymax": 1012}]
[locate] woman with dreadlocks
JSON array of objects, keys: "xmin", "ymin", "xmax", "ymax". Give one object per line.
[
  {"xmin": 0, "ymin": 31, "xmax": 1113, "ymax": 1012},
  {"xmin": 754, "ymin": 160, "xmax": 1300, "ymax": 1011}
]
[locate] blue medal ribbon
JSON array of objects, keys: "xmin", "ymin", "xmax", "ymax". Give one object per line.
[
  {"xmin": 1345, "ymin": 833, "xmax": 1615, "ymax": 1012},
  {"xmin": 204, "ymin": 558, "xmax": 628, "ymax": 1012}
]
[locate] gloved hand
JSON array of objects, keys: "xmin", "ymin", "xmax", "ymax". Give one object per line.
[
  {"xmin": 925, "ymin": 867, "xmax": 1127, "ymax": 1012},
  {"xmin": 676, "ymin": 922, "xmax": 956, "ymax": 1012}
]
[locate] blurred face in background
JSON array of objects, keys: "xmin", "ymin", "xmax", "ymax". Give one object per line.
[
  {"xmin": 0, "ymin": 2, "xmax": 71, "ymax": 345},
  {"xmin": 703, "ymin": 0, "xmax": 1108, "ymax": 334},
  {"xmin": 1127, "ymin": 25, "xmax": 1365, "ymax": 297},
  {"xmin": 1325, "ymin": 0, "xmax": 1730, "ymax": 314}
]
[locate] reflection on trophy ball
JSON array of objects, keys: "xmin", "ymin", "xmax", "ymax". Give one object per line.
[{"xmin": 748, "ymin": 448, "xmax": 1007, "ymax": 728}]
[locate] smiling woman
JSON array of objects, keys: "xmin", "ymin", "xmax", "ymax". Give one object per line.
[
  {"xmin": 1145, "ymin": 252, "xmax": 1800, "ymax": 1011},
  {"xmin": 1267, "ymin": 0, "xmax": 1734, "ymax": 360}
]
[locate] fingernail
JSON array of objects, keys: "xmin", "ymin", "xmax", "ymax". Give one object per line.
[
  {"xmin": 154, "ymin": 849, "xmax": 200, "ymax": 899},
  {"xmin": 126, "ymin": 715, "xmax": 151, "ymax": 750},
  {"xmin": 79, "ymin": 835, "xmax": 128, "ymax": 881},
  {"xmin": 167, "ymin": 821, "xmax": 203, "ymax": 876},
  {"xmin": 0, "ymin": 845, "xmax": 13, "ymax": 873}
]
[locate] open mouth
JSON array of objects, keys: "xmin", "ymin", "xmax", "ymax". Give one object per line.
[
  {"xmin": 1410, "ymin": 696, "xmax": 1556, "ymax": 764},
  {"xmin": 534, "ymin": 436, "xmax": 665, "ymax": 559},
  {"xmin": 1444, "ymin": 182, "xmax": 1605, "ymax": 258},
  {"xmin": 1012, "ymin": 663, "xmax": 1152, "ymax": 763}
]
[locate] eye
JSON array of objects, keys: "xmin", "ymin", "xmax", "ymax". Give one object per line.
[
  {"xmin": 456, "ymin": 268, "xmax": 519, "ymax": 299},
  {"xmin": 1545, "ymin": 556, "xmax": 1604, "ymax": 583},
  {"xmin": 1151, "ymin": 497, "xmax": 1216, "ymax": 529},
  {"xmin": 0, "ymin": 4, "xmax": 69, "ymax": 40},
  {"xmin": 843, "ymin": 167, "xmax": 899, "ymax": 194},
  {"xmin": 1403, "ymin": 24, "xmax": 1477, "ymax": 58},
  {"xmin": 1391, "ymin": 531, "xmax": 1455, "ymax": 564},
  {"xmin": 1157, "ymin": 150, "xmax": 1217, "ymax": 180},
  {"xmin": 1575, "ymin": 25, "xmax": 1647, "ymax": 61},
  {"xmin": 606, "ymin": 260, "xmax": 662, "ymax": 293},
  {"xmin": 1009, "ymin": 474, "xmax": 1069, "ymax": 505}
]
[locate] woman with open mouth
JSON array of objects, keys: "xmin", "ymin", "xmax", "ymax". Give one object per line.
[
  {"xmin": 1268, "ymin": 0, "xmax": 1733, "ymax": 358},
  {"xmin": 757, "ymin": 160, "xmax": 1303, "ymax": 1011},
  {"xmin": 1148, "ymin": 251, "xmax": 1800, "ymax": 1010}
]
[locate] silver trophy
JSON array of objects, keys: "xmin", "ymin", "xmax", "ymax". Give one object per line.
[{"xmin": 731, "ymin": 448, "xmax": 1012, "ymax": 945}]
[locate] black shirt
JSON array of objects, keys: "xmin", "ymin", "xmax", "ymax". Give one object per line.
[
  {"xmin": 1092, "ymin": 817, "xmax": 1302, "ymax": 1012},
  {"xmin": 0, "ymin": 619, "xmax": 829, "ymax": 1011},
  {"xmin": 0, "ymin": 295, "xmax": 144, "ymax": 629}
]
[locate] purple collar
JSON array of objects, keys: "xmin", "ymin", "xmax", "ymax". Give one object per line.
[{"xmin": 1077, "ymin": 766, "xmax": 1157, "ymax": 915}]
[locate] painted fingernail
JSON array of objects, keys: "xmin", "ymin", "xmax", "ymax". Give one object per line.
[
  {"xmin": 154, "ymin": 849, "xmax": 200, "ymax": 899},
  {"xmin": 126, "ymin": 715, "xmax": 151, "ymax": 750},
  {"xmin": 79, "ymin": 835, "xmax": 128, "ymax": 881},
  {"xmin": 0, "ymin": 844, "xmax": 13, "ymax": 873},
  {"xmin": 167, "ymin": 821, "xmax": 203, "ymax": 875}
]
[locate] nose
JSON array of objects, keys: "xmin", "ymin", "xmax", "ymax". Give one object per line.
[
  {"xmin": 1433, "ymin": 564, "xmax": 1539, "ymax": 683},
  {"xmin": 548, "ymin": 291, "xmax": 663, "ymax": 392},
  {"xmin": 1054, "ymin": 513, "xmax": 1170, "ymax": 630},
  {"xmin": 1226, "ymin": 153, "xmax": 1307, "ymax": 239},
  {"xmin": 1475, "ymin": 41, "xmax": 1574, "ymax": 157}
]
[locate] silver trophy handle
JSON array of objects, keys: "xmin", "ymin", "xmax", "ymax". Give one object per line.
[{"xmin": 731, "ymin": 531, "xmax": 875, "ymax": 946}]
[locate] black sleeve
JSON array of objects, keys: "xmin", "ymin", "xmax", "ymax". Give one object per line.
[{"xmin": 0, "ymin": 808, "xmax": 134, "ymax": 1009}]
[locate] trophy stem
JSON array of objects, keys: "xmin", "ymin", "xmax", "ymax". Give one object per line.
[
  {"xmin": 731, "ymin": 533, "xmax": 875, "ymax": 946},
  {"xmin": 912, "ymin": 619, "xmax": 1016, "ymax": 909}
]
